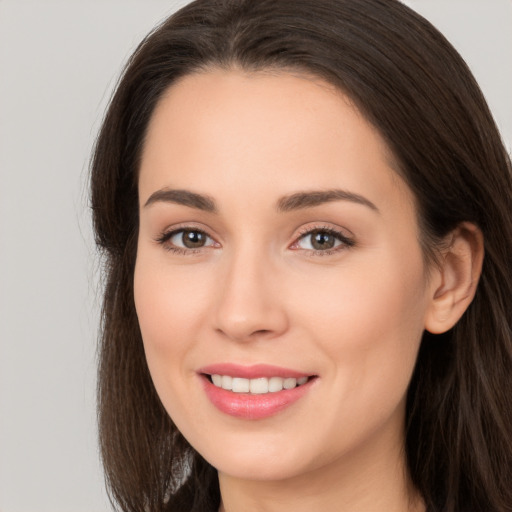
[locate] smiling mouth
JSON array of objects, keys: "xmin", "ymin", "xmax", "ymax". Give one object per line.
[
  {"xmin": 205, "ymin": 374, "xmax": 313, "ymax": 394},
  {"xmin": 200, "ymin": 367, "xmax": 317, "ymax": 419}
]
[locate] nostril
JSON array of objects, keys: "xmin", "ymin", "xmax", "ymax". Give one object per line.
[
  {"xmin": 252, "ymin": 329, "xmax": 272, "ymax": 336},
  {"xmin": 215, "ymin": 326, "xmax": 277, "ymax": 342}
]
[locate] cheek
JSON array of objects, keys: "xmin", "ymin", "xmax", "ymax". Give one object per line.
[
  {"xmin": 133, "ymin": 254, "xmax": 208, "ymax": 399},
  {"xmin": 299, "ymin": 249, "xmax": 427, "ymax": 337},
  {"xmin": 133, "ymin": 256, "xmax": 215, "ymax": 439},
  {"xmin": 134, "ymin": 254, "xmax": 210, "ymax": 348},
  {"xmin": 283, "ymin": 253, "xmax": 429, "ymax": 458},
  {"xmin": 294, "ymin": 248, "xmax": 428, "ymax": 403}
]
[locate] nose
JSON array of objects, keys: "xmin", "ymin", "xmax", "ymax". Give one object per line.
[{"xmin": 213, "ymin": 250, "xmax": 289, "ymax": 343}]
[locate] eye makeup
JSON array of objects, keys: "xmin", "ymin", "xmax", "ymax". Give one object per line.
[{"xmin": 154, "ymin": 222, "xmax": 355, "ymax": 257}]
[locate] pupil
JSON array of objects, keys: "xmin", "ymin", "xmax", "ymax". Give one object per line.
[
  {"xmin": 182, "ymin": 230, "xmax": 205, "ymax": 248},
  {"xmin": 312, "ymin": 231, "xmax": 335, "ymax": 250}
]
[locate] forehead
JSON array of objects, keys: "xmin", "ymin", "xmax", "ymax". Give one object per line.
[{"xmin": 138, "ymin": 68, "xmax": 411, "ymax": 215}]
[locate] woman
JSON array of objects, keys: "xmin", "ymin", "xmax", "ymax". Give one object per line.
[{"xmin": 90, "ymin": 0, "xmax": 512, "ymax": 511}]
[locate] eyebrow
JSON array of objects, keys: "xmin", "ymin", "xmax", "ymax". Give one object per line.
[
  {"xmin": 276, "ymin": 189, "xmax": 379, "ymax": 213},
  {"xmin": 144, "ymin": 187, "xmax": 378, "ymax": 214},
  {"xmin": 144, "ymin": 188, "xmax": 217, "ymax": 212}
]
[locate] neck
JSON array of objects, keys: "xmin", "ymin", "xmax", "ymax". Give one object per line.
[
  {"xmin": 217, "ymin": 413, "xmax": 425, "ymax": 512},
  {"xmin": 219, "ymin": 459, "xmax": 424, "ymax": 512}
]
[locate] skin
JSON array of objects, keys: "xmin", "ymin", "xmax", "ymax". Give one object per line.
[{"xmin": 134, "ymin": 69, "xmax": 482, "ymax": 512}]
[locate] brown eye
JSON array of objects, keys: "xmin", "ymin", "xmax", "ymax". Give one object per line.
[
  {"xmin": 166, "ymin": 229, "xmax": 215, "ymax": 250},
  {"xmin": 310, "ymin": 230, "xmax": 337, "ymax": 250},
  {"xmin": 181, "ymin": 230, "xmax": 207, "ymax": 248},
  {"xmin": 294, "ymin": 228, "xmax": 354, "ymax": 252}
]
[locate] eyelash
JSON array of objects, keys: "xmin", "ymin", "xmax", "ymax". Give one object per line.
[
  {"xmin": 155, "ymin": 226, "xmax": 215, "ymax": 255},
  {"xmin": 155, "ymin": 225, "xmax": 355, "ymax": 256},
  {"xmin": 292, "ymin": 225, "xmax": 355, "ymax": 256}
]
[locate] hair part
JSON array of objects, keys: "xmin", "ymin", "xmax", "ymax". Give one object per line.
[{"xmin": 91, "ymin": 1, "xmax": 512, "ymax": 511}]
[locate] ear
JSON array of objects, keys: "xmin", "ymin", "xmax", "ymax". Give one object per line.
[{"xmin": 424, "ymin": 222, "xmax": 484, "ymax": 334}]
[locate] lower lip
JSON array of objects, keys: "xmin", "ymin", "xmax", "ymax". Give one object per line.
[{"xmin": 200, "ymin": 375, "xmax": 314, "ymax": 420}]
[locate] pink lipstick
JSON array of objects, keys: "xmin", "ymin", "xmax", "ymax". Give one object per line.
[{"xmin": 198, "ymin": 363, "xmax": 316, "ymax": 420}]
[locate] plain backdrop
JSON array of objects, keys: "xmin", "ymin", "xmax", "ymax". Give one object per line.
[{"xmin": 0, "ymin": 1, "xmax": 510, "ymax": 511}]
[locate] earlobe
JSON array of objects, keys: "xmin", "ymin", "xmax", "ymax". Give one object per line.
[{"xmin": 424, "ymin": 222, "xmax": 484, "ymax": 334}]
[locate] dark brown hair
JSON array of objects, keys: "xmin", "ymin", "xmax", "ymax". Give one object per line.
[{"xmin": 90, "ymin": 1, "xmax": 512, "ymax": 511}]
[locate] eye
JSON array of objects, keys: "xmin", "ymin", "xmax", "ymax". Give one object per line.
[
  {"xmin": 156, "ymin": 228, "xmax": 217, "ymax": 253},
  {"xmin": 171, "ymin": 229, "xmax": 213, "ymax": 249},
  {"xmin": 292, "ymin": 227, "xmax": 354, "ymax": 253}
]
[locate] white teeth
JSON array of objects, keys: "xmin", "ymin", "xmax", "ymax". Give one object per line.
[
  {"xmin": 210, "ymin": 374, "xmax": 309, "ymax": 394},
  {"xmin": 232, "ymin": 377, "xmax": 250, "ymax": 393},
  {"xmin": 268, "ymin": 376, "xmax": 284, "ymax": 392},
  {"xmin": 221, "ymin": 375, "xmax": 232, "ymax": 390},
  {"xmin": 249, "ymin": 377, "xmax": 269, "ymax": 394},
  {"xmin": 283, "ymin": 377, "xmax": 297, "ymax": 390}
]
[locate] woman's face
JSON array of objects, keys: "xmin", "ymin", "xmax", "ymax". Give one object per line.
[{"xmin": 135, "ymin": 70, "xmax": 437, "ymax": 482}]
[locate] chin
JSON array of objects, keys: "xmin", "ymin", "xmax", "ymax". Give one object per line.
[
  {"xmin": 212, "ymin": 455, "xmax": 305, "ymax": 482},
  {"xmin": 194, "ymin": 433, "xmax": 316, "ymax": 482}
]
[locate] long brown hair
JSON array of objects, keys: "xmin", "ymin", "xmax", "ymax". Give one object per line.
[{"xmin": 90, "ymin": 1, "xmax": 512, "ymax": 511}]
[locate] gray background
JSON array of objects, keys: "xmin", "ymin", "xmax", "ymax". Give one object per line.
[{"xmin": 0, "ymin": 1, "xmax": 510, "ymax": 511}]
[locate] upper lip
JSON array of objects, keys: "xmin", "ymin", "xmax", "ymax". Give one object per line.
[{"xmin": 198, "ymin": 363, "xmax": 313, "ymax": 379}]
